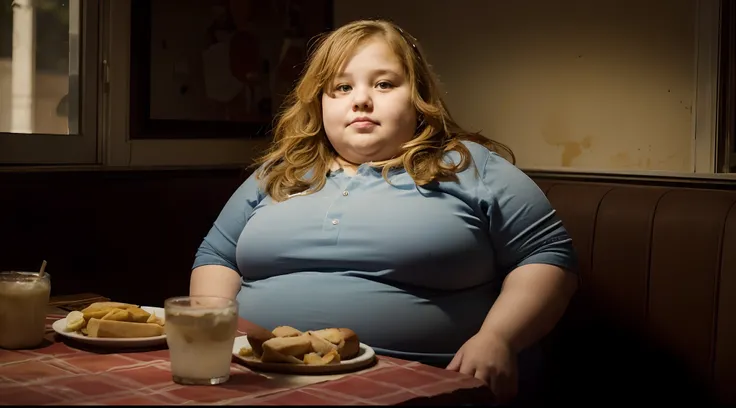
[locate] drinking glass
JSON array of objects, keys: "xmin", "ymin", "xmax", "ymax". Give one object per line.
[
  {"xmin": 164, "ymin": 296, "xmax": 239, "ymax": 385},
  {"xmin": 0, "ymin": 271, "xmax": 51, "ymax": 349}
]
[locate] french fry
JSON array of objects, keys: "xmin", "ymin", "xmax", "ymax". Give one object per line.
[
  {"xmin": 303, "ymin": 352, "xmax": 324, "ymax": 365},
  {"xmin": 126, "ymin": 307, "xmax": 151, "ymax": 323},
  {"xmin": 303, "ymin": 349, "xmax": 340, "ymax": 365},
  {"xmin": 101, "ymin": 308, "xmax": 131, "ymax": 321},
  {"xmin": 65, "ymin": 301, "xmax": 164, "ymax": 338},
  {"xmin": 146, "ymin": 311, "xmax": 165, "ymax": 326}
]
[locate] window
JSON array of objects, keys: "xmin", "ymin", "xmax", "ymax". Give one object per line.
[{"xmin": 0, "ymin": 0, "xmax": 99, "ymax": 165}]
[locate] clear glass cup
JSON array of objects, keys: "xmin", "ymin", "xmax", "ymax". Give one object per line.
[
  {"xmin": 0, "ymin": 271, "xmax": 51, "ymax": 349},
  {"xmin": 164, "ymin": 296, "xmax": 239, "ymax": 385}
]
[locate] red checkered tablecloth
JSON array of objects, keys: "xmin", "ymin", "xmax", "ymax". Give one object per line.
[{"xmin": 0, "ymin": 314, "xmax": 491, "ymax": 405}]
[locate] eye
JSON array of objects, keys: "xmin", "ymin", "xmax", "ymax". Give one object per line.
[
  {"xmin": 335, "ymin": 84, "xmax": 352, "ymax": 93},
  {"xmin": 376, "ymin": 81, "xmax": 394, "ymax": 90}
]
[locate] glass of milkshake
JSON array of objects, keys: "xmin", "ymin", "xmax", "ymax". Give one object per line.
[
  {"xmin": 164, "ymin": 296, "xmax": 239, "ymax": 385},
  {"xmin": 0, "ymin": 271, "xmax": 51, "ymax": 349}
]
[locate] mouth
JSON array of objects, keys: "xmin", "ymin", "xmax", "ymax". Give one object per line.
[{"xmin": 349, "ymin": 117, "xmax": 379, "ymax": 126}]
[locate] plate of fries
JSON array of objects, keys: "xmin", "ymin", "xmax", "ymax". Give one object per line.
[{"xmin": 51, "ymin": 301, "xmax": 167, "ymax": 348}]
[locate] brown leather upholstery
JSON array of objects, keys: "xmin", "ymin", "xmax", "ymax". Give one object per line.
[
  {"xmin": 717, "ymin": 206, "xmax": 736, "ymax": 404},
  {"xmin": 530, "ymin": 174, "xmax": 736, "ymax": 406}
]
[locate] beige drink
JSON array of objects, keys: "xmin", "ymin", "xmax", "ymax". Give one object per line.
[
  {"xmin": 164, "ymin": 296, "xmax": 238, "ymax": 385},
  {"xmin": 0, "ymin": 272, "xmax": 51, "ymax": 349}
]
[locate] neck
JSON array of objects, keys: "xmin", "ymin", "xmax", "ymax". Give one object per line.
[{"xmin": 333, "ymin": 156, "xmax": 362, "ymax": 172}]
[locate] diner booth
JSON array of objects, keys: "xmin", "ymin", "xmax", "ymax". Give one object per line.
[
  {"xmin": 1, "ymin": 0, "xmax": 735, "ymax": 405},
  {"xmin": 1, "ymin": 167, "xmax": 734, "ymax": 405}
]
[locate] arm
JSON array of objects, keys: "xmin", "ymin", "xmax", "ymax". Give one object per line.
[
  {"xmin": 478, "ymin": 263, "xmax": 578, "ymax": 353},
  {"xmin": 190, "ymin": 265, "xmax": 242, "ymax": 300},
  {"xmin": 190, "ymin": 168, "xmax": 265, "ymax": 299},
  {"xmin": 480, "ymin": 151, "xmax": 580, "ymax": 352},
  {"xmin": 447, "ymin": 150, "xmax": 579, "ymax": 401}
]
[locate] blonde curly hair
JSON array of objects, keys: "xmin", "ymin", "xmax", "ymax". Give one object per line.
[{"xmin": 255, "ymin": 19, "xmax": 514, "ymax": 202}]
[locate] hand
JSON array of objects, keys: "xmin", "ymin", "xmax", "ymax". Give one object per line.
[{"xmin": 446, "ymin": 332, "xmax": 519, "ymax": 404}]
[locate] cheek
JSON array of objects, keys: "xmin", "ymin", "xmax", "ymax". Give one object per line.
[
  {"xmin": 394, "ymin": 101, "xmax": 417, "ymax": 135},
  {"xmin": 321, "ymin": 101, "xmax": 343, "ymax": 134},
  {"xmin": 383, "ymin": 95, "xmax": 415, "ymax": 127}
]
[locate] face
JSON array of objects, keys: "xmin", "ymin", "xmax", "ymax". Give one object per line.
[{"xmin": 321, "ymin": 38, "xmax": 417, "ymax": 164}]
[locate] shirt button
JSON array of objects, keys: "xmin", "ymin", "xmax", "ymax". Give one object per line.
[
  {"xmin": 342, "ymin": 190, "xmax": 349, "ymax": 196},
  {"xmin": 331, "ymin": 219, "xmax": 340, "ymax": 225}
]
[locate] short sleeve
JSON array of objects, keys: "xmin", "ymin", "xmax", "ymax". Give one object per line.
[
  {"xmin": 480, "ymin": 152, "xmax": 579, "ymax": 276},
  {"xmin": 192, "ymin": 168, "xmax": 265, "ymax": 274}
]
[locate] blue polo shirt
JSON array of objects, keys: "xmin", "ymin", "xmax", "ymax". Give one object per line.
[{"xmin": 193, "ymin": 141, "xmax": 577, "ymax": 366}]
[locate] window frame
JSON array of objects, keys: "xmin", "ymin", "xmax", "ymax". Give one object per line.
[
  {"xmin": 0, "ymin": 0, "xmax": 100, "ymax": 165},
  {"xmin": 715, "ymin": 0, "xmax": 735, "ymax": 172},
  {"xmin": 693, "ymin": 0, "xmax": 722, "ymax": 173}
]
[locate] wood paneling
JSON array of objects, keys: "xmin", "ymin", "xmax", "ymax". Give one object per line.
[{"xmin": 0, "ymin": 168, "xmax": 246, "ymax": 306}]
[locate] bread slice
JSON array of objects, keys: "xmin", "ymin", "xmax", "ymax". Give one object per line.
[
  {"xmin": 272, "ymin": 325, "xmax": 302, "ymax": 337},
  {"xmin": 311, "ymin": 328, "xmax": 343, "ymax": 344},
  {"xmin": 86, "ymin": 318, "xmax": 164, "ymax": 338},
  {"xmin": 304, "ymin": 331, "xmax": 337, "ymax": 356},
  {"xmin": 337, "ymin": 328, "xmax": 360, "ymax": 360},
  {"xmin": 262, "ymin": 336, "xmax": 312, "ymax": 356},
  {"xmin": 311, "ymin": 328, "xmax": 360, "ymax": 359},
  {"xmin": 245, "ymin": 324, "xmax": 276, "ymax": 357},
  {"xmin": 261, "ymin": 336, "xmax": 312, "ymax": 364}
]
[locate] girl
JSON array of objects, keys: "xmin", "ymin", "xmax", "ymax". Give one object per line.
[{"xmin": 191, "ymin": 19, "xmax": 579, "ymax": 405}]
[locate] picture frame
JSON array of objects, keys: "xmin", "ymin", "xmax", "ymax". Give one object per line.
[{"xmin": 128, "ymin": 0, "xmax": 334, "ymax": 140}]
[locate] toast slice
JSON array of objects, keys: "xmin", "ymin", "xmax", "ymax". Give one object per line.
[
  {"xmin": 260, "ymin": 336, "xmax": 312, "ymax": 363},
  {"xmin": 311, "ymin": 328, "xmax": 360, "ymax": 359}
]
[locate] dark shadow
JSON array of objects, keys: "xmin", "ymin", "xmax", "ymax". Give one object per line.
[
  {"xmin": 539, "ymin": 300, "xmax": 718, "ymax": 406},
  {"xmin": 398, "ymin": 387, "xmax": 494, "ymax": 406}
]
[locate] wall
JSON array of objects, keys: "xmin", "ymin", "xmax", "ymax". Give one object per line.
[
  {"xmin": 102, "ymin": 0, "xmax": 703, "ymax": 172},
  {"xmin": 334, "ymin": 0, "xmax": 697, "ymax": 172}
]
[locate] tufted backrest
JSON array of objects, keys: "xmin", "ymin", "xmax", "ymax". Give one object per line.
[{"xmin": 529, "ymin": 173, "xmax": 736, "ymax": 405}]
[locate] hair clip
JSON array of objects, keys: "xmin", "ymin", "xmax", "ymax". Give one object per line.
[{"xmin": 394, "ymin": 25, "xmax": 422, "ymax": 61}]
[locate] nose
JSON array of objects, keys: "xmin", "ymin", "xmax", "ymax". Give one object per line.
[{"xmin": 351, "ymin": 86, "xmax": 373, "ymax": 112}]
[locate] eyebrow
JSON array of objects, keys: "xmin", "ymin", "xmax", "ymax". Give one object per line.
[{"xmin": 334, "ymin": 69, "xmax": 402, "ymax": 80}]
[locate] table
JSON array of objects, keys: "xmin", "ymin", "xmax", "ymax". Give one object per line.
[{"xmin": 0, "ymin": 295, "xmax": 492, "ymax": 405}]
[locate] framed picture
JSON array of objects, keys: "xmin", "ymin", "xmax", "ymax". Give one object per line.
[{"xmin": 129, "ymin": 0, "xmax": 334, "ymax": 139}]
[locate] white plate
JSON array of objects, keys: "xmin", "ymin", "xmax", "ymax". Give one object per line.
[
  {"xmin": 232, "ymin": 335, "xmax": 377, "ymax": 375},
  {"xmin": 51, "ymin": 306, "xmax": 167, "ymax": 349}
]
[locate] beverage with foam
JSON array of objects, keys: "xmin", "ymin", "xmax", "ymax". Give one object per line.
[
  {"xmin": 164, "ymin": 296, "xmax": 238, "ymax": 385},
  {"xmin": 0, "ymin": 272, "xmax": 51, "ymax": 349}
]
